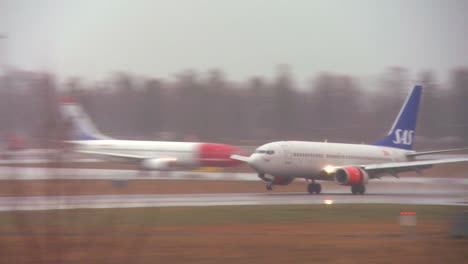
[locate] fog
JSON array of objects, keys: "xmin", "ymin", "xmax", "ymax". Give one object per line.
[
  {"xmin": 1, "ymin": 0, "xmax": 467, "ymax": 81},
  {"xmin": 1, "ymin": 66, "xmax": 468, "ymax": 149}
]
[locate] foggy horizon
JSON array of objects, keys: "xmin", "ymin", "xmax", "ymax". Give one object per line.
[{"xmin": 1, "ymin": 0, "xmax": 467, "ymax": 83}]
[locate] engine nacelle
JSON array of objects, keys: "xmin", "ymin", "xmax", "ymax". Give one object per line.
[
  {"xmin": 335, "ymin": 167, "xmax": 369, "ymax": 186},
  {"xmin": 258, "ymin": 174, "xmax": 294, "ymax": 186},
  {"xmin": 140, "ymin": 159, "xmax": 171, "ymax": 171}
]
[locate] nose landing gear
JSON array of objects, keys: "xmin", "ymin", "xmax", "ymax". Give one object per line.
[{"xmin": 307, "ymin": 181, "xmax": 322, "ymax": 194}]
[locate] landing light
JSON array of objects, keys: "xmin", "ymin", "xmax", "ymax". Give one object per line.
[
  {"xmin": 324, "ymin": 199, "xmax": 333, "ymax": 205},
  {"xmin": 323, "ymin": 165, "xmax": 336, "ymax": 174},
  {"xmin": 160, "ymin": 157, "xmax": 178, "ymax": 161}
]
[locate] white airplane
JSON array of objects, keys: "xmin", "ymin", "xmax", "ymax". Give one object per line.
[
  {"xmin": 59, "ymin": 98, "xmax": 242, "ymax": 171},
  {"xmin": 231, "ymin": 85, "xmax": 468, "ymax": 194}
]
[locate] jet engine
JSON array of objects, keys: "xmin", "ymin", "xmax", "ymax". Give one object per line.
[
  {"xmin": 140, "ymin": 159, "xmax": 172, "ymax": 171},
  {"xmin": 335, "ymin": 167, "xmax": 369, "ymax": 186}
]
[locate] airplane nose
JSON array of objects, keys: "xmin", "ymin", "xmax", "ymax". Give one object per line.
[{"xmin": 248, "ymin": 154, "xmax": 266, "ymax": 173}]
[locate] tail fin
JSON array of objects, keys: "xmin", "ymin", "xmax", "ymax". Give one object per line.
[
  {"xmin": 373, "ymin": 85, "xmax": 422, "ymax": 150},
  {"xmin": 59, "ymin": 97, "xmax": 111, "ymax": 140}
]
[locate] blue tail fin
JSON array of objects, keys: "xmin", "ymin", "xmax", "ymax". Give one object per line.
[
  {"xmin": 373, "ymin": 85, "xmax": 422, "ymax": 150},
  {"xmin": 59, "ymin": 98, "xmax": 111, "ymax": 141}
]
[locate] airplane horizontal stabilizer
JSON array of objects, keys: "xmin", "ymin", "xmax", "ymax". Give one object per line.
[{"xmin": 405, "ymin": 147, "xmax": 468, "ymax": 157}]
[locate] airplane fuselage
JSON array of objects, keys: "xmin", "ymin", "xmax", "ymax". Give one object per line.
[
  {"xmin": 250, "ymin": 141, "xmax": 413, "ymax": 179},
  {"xmin": 71, "ymin": 140, "xmax": 240, "ymax": 168},
  {"xmin": 231, "ymin": 85, "xmax": 468, "ymax": 194}
]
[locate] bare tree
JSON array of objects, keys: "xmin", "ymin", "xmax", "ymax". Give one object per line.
[{"xmin": 450, "ymin": 68, "xmax": 468, "ymax": 145}]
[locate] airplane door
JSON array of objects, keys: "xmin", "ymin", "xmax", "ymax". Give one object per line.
[{"xmin": 281, "ymin": 143, "xmax": 293, "ymax": 165}]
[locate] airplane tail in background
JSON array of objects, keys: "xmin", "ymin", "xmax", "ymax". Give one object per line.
[
  {"xmin": 59, "ymin": 98, "xmax": 111, "ymax": 141},
  {"xmin": 373, "ymin": 85, "xmax": 422, "ymax": 150}
]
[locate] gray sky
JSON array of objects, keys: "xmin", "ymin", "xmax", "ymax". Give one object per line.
[{"xmin": 0, "ymin": 0, "xmax": 467, "ymax": 82}]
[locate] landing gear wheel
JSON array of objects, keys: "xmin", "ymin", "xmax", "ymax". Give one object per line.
[
  {"xmin": 351, "ymin": 185, "xmax": 365, "ymax": 195},
  {"xmin": 358, "ymin": 185, "xmax": 366, "ymax": 194},
  {"xmin": 266, "ymin": 184, "xmax": 273, "ymax": 191},
  {"xmin": 307, "ymin": 183, "xmax": 322, "ymax": 194},
  {"xmin": 315, "ymin": 184, "xmax": 322, "ymax": 194}
]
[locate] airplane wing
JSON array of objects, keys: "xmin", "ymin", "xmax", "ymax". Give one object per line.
[
  {"xmin": 405, "ymin": 147, "xmax": 468, "ymax": 157},
  {"xmin": 76, "ymin": 150, "xmax": 155, "ymax": 163},
  {"xmin": 75, "ymin": 150, "xmax": 179, "ymax": 170},
  {"xmin": 352, "ymin": 157, "xmax": 468, "ymax": 178}
]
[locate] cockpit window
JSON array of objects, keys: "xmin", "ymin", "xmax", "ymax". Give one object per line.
[{"xmin": 255, "ymin": 150, "xmax": 275, "ymax": 155}]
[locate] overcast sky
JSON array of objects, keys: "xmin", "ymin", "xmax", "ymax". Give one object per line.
[{"xmin": 0, "ymin": 0, "xmax": 467, "ymax": 82}]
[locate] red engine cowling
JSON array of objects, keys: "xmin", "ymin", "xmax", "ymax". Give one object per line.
[
  {"xmin": 335, "ymin": 167, "xmax": 369, "ymax": 186},
  {"xmin": 258, "ymin": 174, "xmax": 294, "ymax": 186}
]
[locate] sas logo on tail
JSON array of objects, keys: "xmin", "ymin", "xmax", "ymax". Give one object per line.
[{"xmin": 392, "ymin": 129, "xmax": 414, "ymax": 145}]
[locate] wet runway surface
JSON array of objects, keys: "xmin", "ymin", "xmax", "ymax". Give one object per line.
[
  {"xmin": 0, "ymin": 167, "xmax": 466, "ymax": 211},
  {"xmin": 0, "ymin": 167, "xmax": 467, "ymax": 184},
  {"xmin": 0, "ymin": 190, "xmax": 466, "ymax": 211}
]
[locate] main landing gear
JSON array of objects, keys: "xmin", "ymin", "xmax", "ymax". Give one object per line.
[
  {"xmin": 307, "ymin": 181, "xmax": 322, "ymax": 194},
  {"xmin": 266, "ymin": 183, "xmax": 273, "ymax": 191},
  {"xmin": 351, "ymin": 185, "xmax": 366, "ymax": 195}
]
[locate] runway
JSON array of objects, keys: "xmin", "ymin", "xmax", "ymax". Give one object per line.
[
  {"xmin": 0, "ymin": 166, "xmax": 467, "ymax": 184},
  {"xmin": 0, "ymin": 167, "xmax": 466, "ymax": 211},
  {"xmin": 0, "ymin": 189, "xmax": 466, "ymax": 212}
]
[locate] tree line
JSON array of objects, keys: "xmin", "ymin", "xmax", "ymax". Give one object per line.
[{"xmin": 0, "ymin": 66, "xmax": 467, "ymax": 148}]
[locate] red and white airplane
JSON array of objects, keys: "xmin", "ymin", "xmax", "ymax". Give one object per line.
[
  {"xmin": 59, "ymin": 98, "xmax": 241, "ymax": 171},
  {"xmin": 231, "ymin": 85, "xmax": 468, "ymax": 194}
]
